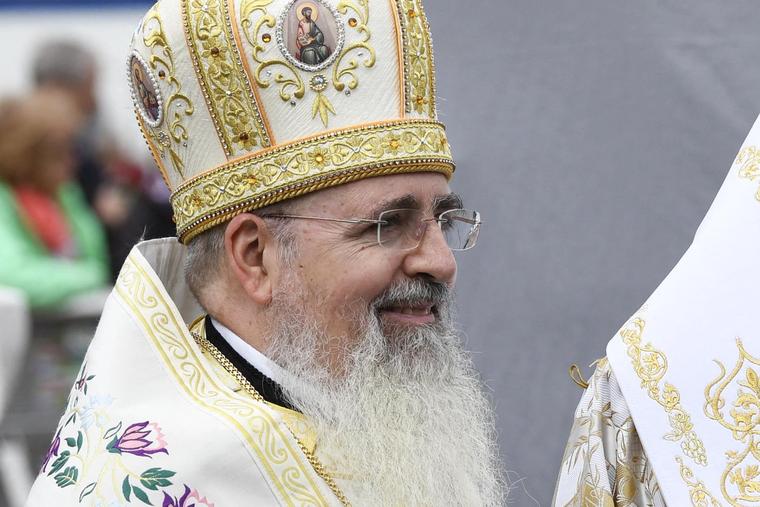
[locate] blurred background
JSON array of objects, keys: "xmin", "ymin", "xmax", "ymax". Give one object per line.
[{"xmin": 1, "ymin": 1, "xmax": 760, "ymax": 506}]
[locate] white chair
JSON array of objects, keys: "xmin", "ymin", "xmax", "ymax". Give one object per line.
[{"xmin": 0, "ymin": 287, "xmax": 32, "ymax": 507}]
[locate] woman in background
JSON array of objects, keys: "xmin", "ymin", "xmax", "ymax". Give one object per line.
[{"xmin": 0, "ymin": 91, "xmax": 108, "ymax": 308}]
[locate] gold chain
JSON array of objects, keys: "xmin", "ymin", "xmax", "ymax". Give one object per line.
[{"xmin": 191, "ymin": 331, "xmax": 351, "ymax": 507}]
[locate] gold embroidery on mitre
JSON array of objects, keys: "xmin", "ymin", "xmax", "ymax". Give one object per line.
[
  {"xmin": 134, "ymin": 6, "xmax": 195, "ymax": 185},
  {"xmin": 621, "ymin": 318, "xmax": 708, "ymax": 466},
  {"xmin": 239, "ymin": 0, "xmax": 306, "ymax": 104},
  {"xmin": 171, "ymin": 119, "xmax": 453, "ymax": 242},
  {"xmin": 238, "ymin": 0, "xmax": 376, "ymax": 128},
  {"xmin": 734, "ymin": 146, "xmax": 760, "ymax": 202},
  {"xmin": 115, "ymin": 256, "xmax": 331, "ymax": 505},
  {"xmin": 183, "ymin": 0, "xmax": 271, "ymax": 157},
  {"xmin": 332, "ymin": 0, "xmax": 376, "ymax": 93},
  {"xmin": 705, "ymin": 339, "xmax": 760, "ymax": 506},
  {"xmin": 677, "ymin": 457, "xmax": 723, "ymax": 507},
  {"xmin": 395, "ymin": 0, "xmax": 436, "ymax": 117}
]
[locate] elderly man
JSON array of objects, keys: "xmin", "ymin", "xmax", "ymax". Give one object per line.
[
  {"xmin": 26, "ymin": 0, "xmax": 504, "ymax": 505},
  {"xmin": 554, "ymin": 117, "xmax": 760, "ymax": 505}
]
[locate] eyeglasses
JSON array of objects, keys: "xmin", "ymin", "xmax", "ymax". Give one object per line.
[{"xmin": 262, "ymin": 208, "xmax": 482, "ymax": 251}]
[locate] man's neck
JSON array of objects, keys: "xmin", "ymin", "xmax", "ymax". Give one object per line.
[{"xmin": 210, "ymin": 318, "xmax": 283, "ymax": 383}]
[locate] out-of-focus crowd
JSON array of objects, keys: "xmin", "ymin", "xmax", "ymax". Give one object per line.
[
  {"xmin": 0, "ymin": 40, "xmax": 172, "ymax": 506},
  {"xmin": 0, "ymin": 40, "xmax": 173, "ymax": 307}
]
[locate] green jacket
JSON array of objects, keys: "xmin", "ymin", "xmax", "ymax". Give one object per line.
[{"xmin": 0, "ymin": 182, "xmax": 109, "ymax": 308}]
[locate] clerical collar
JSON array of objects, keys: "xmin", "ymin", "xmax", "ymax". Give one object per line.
[
  {"xmin": 210, "ymin": 318, "xmax": 284, "ymax": 382},
  {"xmin": 205, "ymin": 317, "xmax": 296, "ymax": 411}
]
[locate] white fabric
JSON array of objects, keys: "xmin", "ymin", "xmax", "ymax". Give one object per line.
[
  {"xmin": 210, "ymin": 318, "xmax": 285, "ymax": 383},
  {"xmin": 604, "ymin": 115, "xmax": 760, "ymax": 505},
  {"xmin": 25, "ymin": 240, "xmax": 340, "ymax": 506}
]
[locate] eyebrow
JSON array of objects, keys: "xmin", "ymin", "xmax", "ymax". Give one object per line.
[
  {"xmin": 432, "ymin": 193, "xmax": 464, "ymax": 212},
  {"xmin": 365, "ymin": 192, "xmax": 464, "ymax": 219}
]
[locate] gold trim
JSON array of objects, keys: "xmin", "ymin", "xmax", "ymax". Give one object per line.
[
  {"xmin": 134, "ymin": 5, "xmax": 196, "ymax": 189},
  {"xmin": 115, "ymin": 255, "xmax": 331, "ymax": 506},
  {"xmin": 704, "ymin": 338, "xmax": 760, "ymax": 506},
  {"xmin": 228, "ymin": 0, "xmax": 276, "ymax": 144},
  {"xmin": 388, "ymin": 0, "xmax": 407, "ymax": 118},
  {"xmin": 395, "ymin": 0, "xmax": 436, "ymax": 117},
  {"xmin": 733, "ymin": 145, "xmax": 760, "ymax": 202},
  {"xmin": 183, "ymin": 0, "xmax": 271, "ymax": 157},
  {"xmin": 621, "ymin": 318, "xmax": 709, "ymax": 466},
  {"xmin": 171, "ymin": 119, "xmax": 454, "ymax": 242}
]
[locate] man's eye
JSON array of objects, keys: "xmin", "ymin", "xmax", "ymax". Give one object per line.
[
  {"xmin": 440, "ymin": 217, "xmax": 455, "ymax": 232},
  {"xmin": 383, "ymin": 214, "xmax": 404, "ymax": 227}
]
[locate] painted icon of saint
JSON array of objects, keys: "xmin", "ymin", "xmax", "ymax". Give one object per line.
[
  {"xmin": 296, "ymin": 4, "xmax": 332, "ymax": 66},
  {"xmin": 131, "ymin": 60, "xmax": 160, "ymax": 122}
]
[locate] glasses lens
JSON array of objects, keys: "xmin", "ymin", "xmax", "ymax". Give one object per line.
[
  {"xmin": 378, "ymin": 209, "xmax": 422, "ymax": 250},
  {"xmin": 440, "ymin": 209, "xmax": 481, "ymax": 251}
]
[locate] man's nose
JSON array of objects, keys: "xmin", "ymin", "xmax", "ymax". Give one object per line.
[{"xmin": 401, "ymin": 222, "xmax": 457, "ymax": 284}]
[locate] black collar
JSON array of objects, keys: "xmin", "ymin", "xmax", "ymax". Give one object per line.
[{"xmin": 204, "ymin": 318, "xmax": 297, "ymax": 412}]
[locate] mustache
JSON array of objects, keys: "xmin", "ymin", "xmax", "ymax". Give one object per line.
[{"xmin": 371, "ymin": 278, "xmax": 452, "ymax": 311}]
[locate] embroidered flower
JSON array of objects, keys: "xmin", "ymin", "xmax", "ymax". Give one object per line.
[
  {"xmin": 41, "ymin": 428, "xmax": 61, "ymax": 472},
  {"xmin": 382, "ymin": 134, "xmax": 404, "ymax": 155},
  {"xmin": 107, "ymin": 421, "xmax": 168, "ymax": 457},
  {"xmin": 307, "ymin": 147, "xmax": 331, "ymax": 168},
  {"xmin": 163, "ymin": 485, "xmax": 214, "ymax": 507}
]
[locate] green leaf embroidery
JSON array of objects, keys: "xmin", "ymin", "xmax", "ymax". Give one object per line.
[
  {"xmin": 133, "ymin": 485, "xmax": 152, "ymax": 505},
  {"xmin": 122, "ymin": 475, "xmax": 132, "ymax": 501},
  {"xmin": 78, "ymin": 481, "xmax": 96, "ymax": 502},
  {"xmin": 104, "ymin": 422, "xmax": 123, "ymax": 441},
  {"xmin": 54, "ymin": 466, "xmax": 78, "ymax": 488},
  {"xmin": 65, "ymin": 437, "xmax": 77, "ymax": 447},
  {"xmin": 140, "ymin": 468, "xmax": 176, "ymax": 491},
  {"xmin": 76, "ymin": 431, "xmax": 83, "ymax": 453},
  {"xmin": 48, "ymin": 451, "xmax": 70, "ymax": 476}
]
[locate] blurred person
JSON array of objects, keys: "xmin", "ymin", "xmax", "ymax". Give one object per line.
[
  {"xmin": 0, "ymin": 91, "xmax": 108, "ymax": 308},
  {"xmin": 33, "ymin": 40, "xmax": 175, "ymax": 278},
  {"xmin": 554, "ymin": 118, "xmax": 760, "ymax": 505},
  {"xmin": 25, "ymin": 0, "xmax": 505, "ymax": 505}
]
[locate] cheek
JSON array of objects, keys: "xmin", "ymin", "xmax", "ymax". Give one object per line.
[{"xmin": 300, "ymin": 252, "xmax": 397, "ymax": 312}]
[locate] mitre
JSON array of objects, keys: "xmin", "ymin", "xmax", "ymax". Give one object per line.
[{"xmin": 127, "ymin": 0, "xmax": 453, "ymax": 243}]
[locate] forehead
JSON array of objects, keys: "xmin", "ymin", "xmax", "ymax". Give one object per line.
[{"xmin": 299, "ymin": 172, "xmax": 452, "ymax": 214}]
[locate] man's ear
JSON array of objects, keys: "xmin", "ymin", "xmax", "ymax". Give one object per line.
[{"xmin": 224, "ymin": 213, "xmax": 276, "ymax": 305}]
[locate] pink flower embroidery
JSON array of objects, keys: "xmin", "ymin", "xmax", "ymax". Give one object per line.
[
  {"xmin": 163, "ymin": 485, "xmax": 214, "ymax": 507},
  {"xmin": 107, "ymin": 421, "xmax": 168, "ymax": 457}
]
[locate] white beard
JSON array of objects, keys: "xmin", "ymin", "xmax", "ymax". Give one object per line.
[{"xmin": 266, "ymin": 280, "xmax": 505, "ymax": 506}]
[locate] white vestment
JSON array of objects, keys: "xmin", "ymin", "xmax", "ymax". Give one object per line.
[
  {"xmin": 555, "ymin": 116, "xmax": 760, "ymax": 506},
  {"xmin": 26, "ymin": 240, "xmax": 342, "ymax": 506}
]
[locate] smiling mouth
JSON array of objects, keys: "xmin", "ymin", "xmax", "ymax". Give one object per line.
[{"xmin": 378, "ymin": 303, "xmax": 437, "ymax": 325}]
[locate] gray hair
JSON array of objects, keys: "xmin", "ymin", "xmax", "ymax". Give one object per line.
[
  {"xmin": 33, "ymin": 40, "xmax": 94, "ymax": 87},
  {"xmin": 184, "ymin": 206, "xmax": 298, "ymax": 307}
]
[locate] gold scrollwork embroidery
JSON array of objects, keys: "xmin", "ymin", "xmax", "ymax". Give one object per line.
[
  {"xmin": 240, "ymin": 0, "xmax": 305, "ymax": 103},
  {"xmin": 621, "ymin": 318, "xmax": 708, "ymax": 466},
  {"xmin": 734, "ymin": 145, "xmax": 760, "ymax": 202},
  {"xmin": 115, "ymin": 256, "xmax": 330, "ymax": 506},
  {"xmin": 139, "ymin": 6, "xmax": 195, "ymax": 182},
  {"xmin": 395, "ymin": 0, "xmax": 436, "ymax": 117},
  {"xmin": 333, "ymin": 0, "xmax": 376, "ymax": 93},
  {"xmin": 183, "ymin": 0, "xmax": 271, "ymax": 156},
  {"xmin": 240, "ymin": 0, "xmax": 376, "ymax": 128},
  {"xmin": 171, "ymin": 120, "xmax": 453, "ymax": 242},
  {"xmin": 677, "ymin": 457, "xmax": 723, "ymax": 507},
  {"xmin": 705, "ymin": 339, "xmax": 760, "ymax": 506}
]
